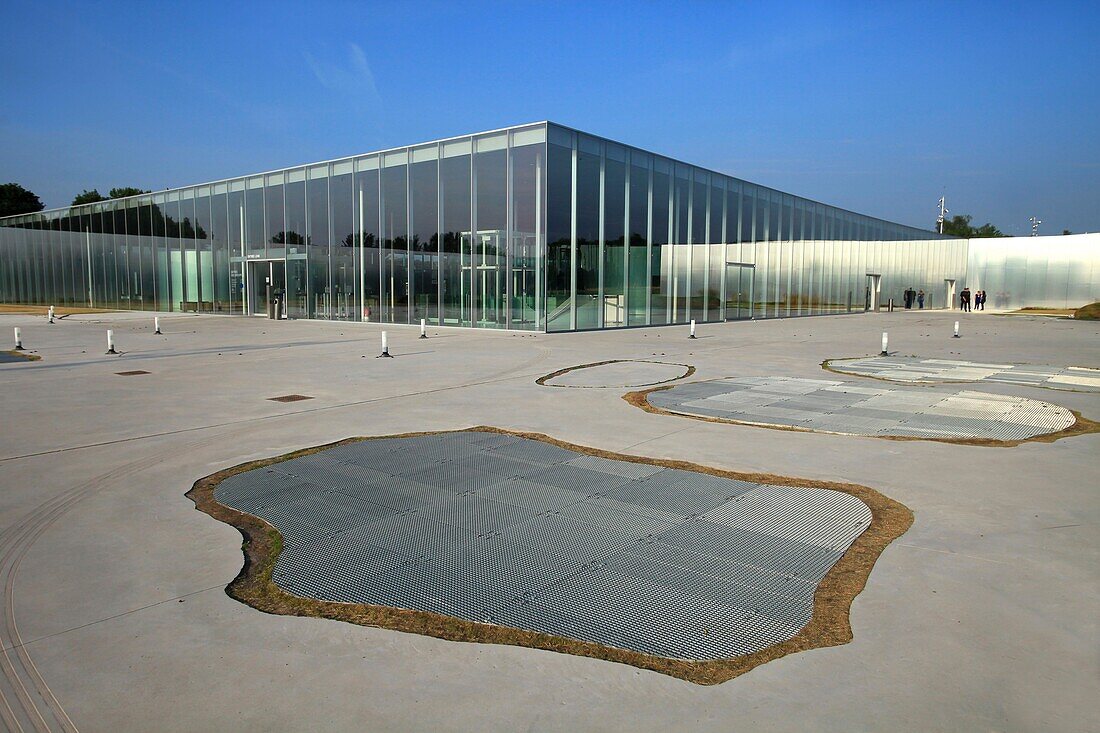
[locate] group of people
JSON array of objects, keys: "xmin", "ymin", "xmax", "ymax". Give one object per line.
[
  {"xmin": 903, "ymin": 288, "xmax": 926, "ymax": 309},
  {"xmin": 899, "ymin": 286, "xmax": 987, "ymax": 312},
  {"xmin": 960, "ymin": 287, "xmax": 986, "ymax": 312}
]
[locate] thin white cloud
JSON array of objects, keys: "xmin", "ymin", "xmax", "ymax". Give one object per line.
[{"xmin": 303, "ymin": 43, "xmax": 383, "ymax": 113}]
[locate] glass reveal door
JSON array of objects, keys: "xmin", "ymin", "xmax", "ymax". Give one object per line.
[
  {"xmin": 247, "ymin": 260, "xmax": 286, "ymax": 317},
  {"xmin": 286, "ymin": 257, "xmax": 307, "ymax": 318},
  {"xmin": 725, "ymin": 263, "xmax": 755, "ymax": 320}
]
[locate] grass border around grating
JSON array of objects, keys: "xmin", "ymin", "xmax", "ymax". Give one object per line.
[
  {"xmin": 0, "ymin": 349, "xmax": 41, "ymax": 362},
  {"xmin": 187, "ymin": 426, "xmax": 912, "ymax": 685},
  {"xmin": 626, "ymin": 380, "xmax": 1099, "ymax": 448},
  {"xmin": 536, "ymin": 359, "xmax": 695, "ymax": 388}
]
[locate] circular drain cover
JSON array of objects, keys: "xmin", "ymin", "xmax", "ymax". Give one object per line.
[{"xmin": 542, "ymin": 360, "xmax": 691, "ymax": 388}]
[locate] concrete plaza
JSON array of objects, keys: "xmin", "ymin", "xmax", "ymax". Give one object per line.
[{"xmin": 0, "ymin": 308, "xmax": 1097, "ymax": 732}]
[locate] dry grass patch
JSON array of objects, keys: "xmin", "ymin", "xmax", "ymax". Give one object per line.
[
  {"xmin": 0, "ymin": 350, "xmax": 41, "ymax": 362},
  {"xmin": 1073, "ymin": 302, "xmax": 1100, "ymax": 320},
  {"xmin": 188, "ymin": 426, "xmax": 911, "ymax": 685},
  {"xmin": 536, "ymin": 359, "xmax": 695, "ymax": 388}
]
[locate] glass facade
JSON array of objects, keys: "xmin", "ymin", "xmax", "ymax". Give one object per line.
[{"xmin": 1, "ymin": 121, "xmax": 980, "ymax": 330}]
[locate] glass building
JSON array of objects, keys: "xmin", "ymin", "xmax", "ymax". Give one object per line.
[{"xmin": 0, "ymin": 122, "xmax": 969, "ymax": 331}]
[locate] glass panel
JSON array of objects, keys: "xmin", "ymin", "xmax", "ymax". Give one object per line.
[
  {"xmin": 650, "ymin": 164, "xmax": 670, "ymax": 325},
  {"xmin": 602, "ymin": 155, "xmax": 625, "ymax": 327},
  {"xmin": 330, "ymin": 171, "xmax": 356, "ymax": 320},
  {"xmin": 475, "ymin": 143, "xmax": 506, "ymax": 328},
  {"xmin": 440, "ymin": 151, "xmax": 471, "ymax": 326},
  {"xmin": 411, "ymin": 157, "xmax": 438, "ymax": 324},
  {"xmin": 227, "ymin": 189, "xmax": 245, "ymax": 314},
  {"xmin": 627, "ymin": 158, "xmax": 648, "ymax": 326},
  {"xmin": 354, "ymin": 164, "xmax": 380, "ymax": 322},
  {"xmin": 307, "ymin": 172, "xmax": 330, "ymax": 319},
  {"xmin": 245, "ymin": 185, "xmax": 264, "ymax": 257},
  {"xmin": 210, "ymin": 192, "xmax": 229, "ymax": 313},
  {"xmin": 510, "ymin": 142, "xmax": 543, "ymax": 330},
  {"xmin": 545, "ymin": 142, "xmax": 572, "ymax": 331},
  {"xmin": 671, "ymin": 169, "xmax": 690, "ymax": 322},
  {"xmin": 382, "ymin": 161, "xmax": 408, "ymax": 323},
  {"xmin": 574, "ymin": 145, "xmax": 600, "ymax": 329},
  {"xmin": 284, "ymin": 179, "xmax": 306, "ymax": 317}
]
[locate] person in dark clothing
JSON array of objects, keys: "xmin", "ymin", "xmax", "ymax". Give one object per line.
[
  {"xmin": 917, "ymin": 289, "xmax": 925, "ymax": 309},
  {"xmin": 960, "ymin": 287, "xmax": 971, "ymax": 312},
  {"xmin": 978, "ymin": 290, "xmax": 986, "ymax": 311}
]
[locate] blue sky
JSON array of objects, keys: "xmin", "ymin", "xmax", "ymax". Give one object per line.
[{"xmin": 1, "ymin": 1, "xmax": 1097, "ymax": 234}]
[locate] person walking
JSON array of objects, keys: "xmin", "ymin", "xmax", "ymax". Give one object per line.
[{"xmin": 917, "ymin": 289, "xmax": 925, "ymax": 309}]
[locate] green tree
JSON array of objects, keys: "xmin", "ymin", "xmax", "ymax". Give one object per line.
[
  {"xmin": 72, "ymin": 189, "xmax": 107, "ymax": 206},
  {"xmin": 108, "ymin": 187, "xmax": 148, "ymax": 199},
  {"xmin": 1063, "ymin": 229, "xmax": 1073, "ymax": 235},
  {"xmin": 939, "ymin": 214, "xmax": 1005, "ymax": 238},
  {"xmin": 0, "ymin": 182, "xmax": 44, "ymax": 217}
]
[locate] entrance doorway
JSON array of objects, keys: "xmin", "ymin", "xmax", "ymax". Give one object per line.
[
  {"xmin": 247, "ymin": 260, "xmax": 286, "ymax": 318},
  {"xmin": 945, "ymin": 279, "xmax": 956, "ymax": 310},
  {"xmin": 724, "ymin": 263, "xmax": 755, "ymax": 320},
  {"xmin": 865, "ymin": 274, "xmax": 882, "ymax": 311}
]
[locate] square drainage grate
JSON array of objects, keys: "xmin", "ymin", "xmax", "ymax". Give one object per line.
[
  {"xmin": 268, "ymin": 394, "xmax": 314, "ymax": 403},
  {"xmin": 115, "ymin": 370, "xmax": 151, "ymax": 376}
]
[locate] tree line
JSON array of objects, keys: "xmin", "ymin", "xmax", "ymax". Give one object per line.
[{"xmin": 0, "ymin": 183, "xmax": 151, "ymax": 217}]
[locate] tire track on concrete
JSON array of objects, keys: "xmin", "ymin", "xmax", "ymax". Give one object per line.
[
  {"xmin": 1, "ymin": 345, "xmax": 553, "ymax": 464},
  {"xmin": 0, "ymin": 435, "xmax": 223, "ymax": 732},
  {"xmin": 0, "ymin": 343, "xmax": 554, "ymax": 730}
]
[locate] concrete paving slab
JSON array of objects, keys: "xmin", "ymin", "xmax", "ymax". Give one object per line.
[{"xmin": 1, "ymin": 309, "xmax": 1098, "ymax": 731}]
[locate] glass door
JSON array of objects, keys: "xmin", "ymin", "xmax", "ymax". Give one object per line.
[{"xmin": 724, "ymin": 263, "xmax": 755, "ymax": 320}]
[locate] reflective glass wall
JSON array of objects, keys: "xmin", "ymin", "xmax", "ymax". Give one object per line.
[
  {"xmin": 2, "ymin": 120, "xmax": 977, "ymax": 330},
  {"xmin": 0, "ymin": 123, "xmax": 547, "ymax": 330},
  {"xmin": 542, "ymin": 123, "xmax": 961, "ymax": 331},
  {"xmin": 966, "ymin": 234, "xmax": 1100, "ymax": 310}
]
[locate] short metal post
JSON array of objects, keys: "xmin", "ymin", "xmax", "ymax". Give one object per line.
[
  {"xmin": 106, "ymin": 329, "xmax": 117, "ymax": 355},
  {"xmin": 953, "ymin": 321, "xmax": 960, "ymax": 338},
  {"xmin": 419, "ymin": 318, "xmax": 427, "ymax": 339},
  {"xmin": 689, "ymin": 319, "xmax": 697, "ymax": 339},
  {"xmin": 48, "ymin": 306, "xmax": 55, "ymax": 324},
  {"xmin": 13, "ymin": 327, "xmax": 23, "ymax": 350},
  {"xmin": 880, "ymin": 332, "xmax": 889, "ymax": 356},
  {"xmin": 154, "ymin": 317, "xmax": 162, "ymax": 335},
  {"xmin": 377, "ymin": 330, "xmax": 392, "ymax": 358}
]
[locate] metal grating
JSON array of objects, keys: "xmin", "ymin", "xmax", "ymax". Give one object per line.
[
  {"xmin": 268, "ymin": 394, "xmax": 313, "ymax": 402},
  {"xmin": 829, "ymin": 356, "xmax": 1100, "ymax": 392},
  {"xmin": 650, "ymin": 376, "xmax": 1075, "ymax": 440},
  {"xmin": 217, "ymin": 431, "xmax": 872, "ymax": 661}
]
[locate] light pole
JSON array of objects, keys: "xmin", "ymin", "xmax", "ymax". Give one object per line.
[
  {"xmin": 1029, "ymin": 216, "xmax": 1041, "ymax": 236},
  {"xmin": 937, "ymin": 196, "xmax": 948, "ymax": 234}
]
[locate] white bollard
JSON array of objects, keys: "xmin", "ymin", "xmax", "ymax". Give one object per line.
[
  {"xmin": 377, "ymin": 330, "xmax": 392, "ymax": 358},
  {"xmin": 420, "ymin": 318, "xmax": 427, "ymax": 339},
  {"xmin": 880, "ymin": 331, "xmax": 889, "ymax": 356},
  {"xmin": 154, "ymin": 316, "xmax": 162, "ymax": 335},
  {"xmin": 689, "ymin": 319, "xmax": 697, "ymax": 339},
  {"xmin": 48, "ymin": 306, "xmax": 55, "ymax": 324},
  {"xmin": 106, "ymin": 329, "xmax": 117, "ymax": 354},
  {"xmin": 953, "ymin": 321, "xmax": 960, "ymax": 338},
  {"xmin": 14, "ymin": 327, "xmax": 23, "ymax": 350}
]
